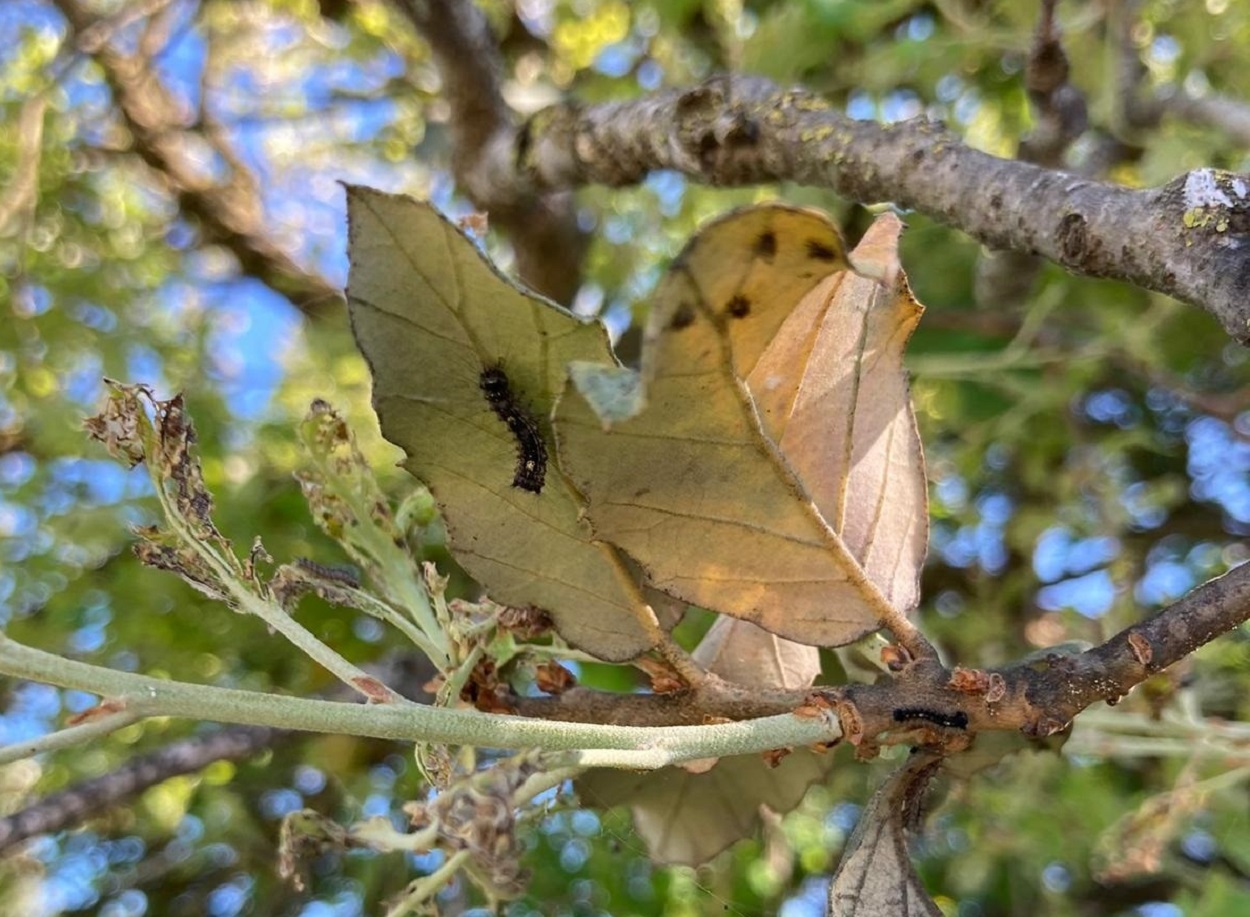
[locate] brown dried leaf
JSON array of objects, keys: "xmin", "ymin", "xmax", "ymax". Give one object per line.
[
  {"xmin": 827, "ymin": 756, "xmax": 943, "ymax": 916},
  {"xmin": 581, "ymin": 617, "xmax": 829, "ymax": 865},
  {"xmin": 556, "ymin": 205, "xmax": 889, "ymax": 647},
  {"xmin": 579, "ymin": 749, "xmax": 831, "ymax": 867},
  {"xmin": 83, "ymin": 380, "xmax": 148, "ymax": 466},
  {"xmin": 88, "ymin": 384, "xmax": 256, "ymax": 606},
  {"xmin": 153, "ymin": 394, "xmax": 220, "ymax": 540},
  {"xmin": 496, "ymin": 605, "xmax": 553, "ymax": 640},
  {"xmin": 133, "ymin": 529, "xmax": 232, "ymax": 605},
  {"xmin": 692, "ymin": 616, "xmax": 821, "ymax": 690},
  {"xmin": 460, "ymin": 658, "xmax": 514, "ymax": 714},
  {"xmin": 748, "ymin": 213, "xmax": 927, "ymax": 614},
  {"xmin": 633, "ymin": 657, "xmax": 687, "ymax": 694},
  {"xmin": 534, "ymin": 660, "xmax": 575, "ymax": 695}
]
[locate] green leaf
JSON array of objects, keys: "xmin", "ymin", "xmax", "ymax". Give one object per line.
[{"xmin": 345, "ymin": 187, "xmax": 659, "ymax": 661}]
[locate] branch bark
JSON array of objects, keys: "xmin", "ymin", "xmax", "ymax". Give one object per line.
[
  {"xmin": 517, "ymin": 75, "xmax": 1250, "ymax": 344},
  {"xmin": 0, "ymin": 559, "xmax": 1246, "ymax": 780},
  {"xmin": 518, "ymin": 561, "xmax": 1250, "ymax": 748},
  {"xmin": 52, "ymin": 0, "xmax": 343, "ymax": 315},
  {"xmin": 392, "ymin": 0, "xmax": 587, "ymax": 305},
  {"xmin": 0, "ymin": 725, "xmax": 278, "ymax": 853}
]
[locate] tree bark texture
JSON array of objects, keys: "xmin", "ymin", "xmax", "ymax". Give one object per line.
[{"xmin": 519, "ymin": 75, "xmax": 1250, "ymax": 343}]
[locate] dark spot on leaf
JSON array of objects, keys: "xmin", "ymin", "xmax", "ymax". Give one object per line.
[
  {"xmin": 726, "ymin": 294, "xmax": 751, "ymax": 318},
  {"xmin": 755, "ymin": 231, "xmax": 777, "ymax": 260},
  {"xmin": 669, "ymin": 302, "xmax": 697, "ymax": 330},
  {"xmin": 806, "ymin": 239, "xmax": 840, "ymax": 262}
]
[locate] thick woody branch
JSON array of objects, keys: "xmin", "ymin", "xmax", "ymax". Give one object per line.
[
  {"xmin": 1030, "ymin": 560, "xmax": 1250, "ymax": 721},
  {"xmin": 392, "ymin": 0, "xmax": 586, "ymax": 304},
  {"xmin": 53, "ymin": 0, "xmax": 342, "ymax": 315},
  {"xmin": 519, "ymin": 561, "xmax": 1250, "ymax": 749},
  {"xmin": 513, "ymin": 675, "xmax": 806, "ymax": 727},
  {"xmin": 520, "ymin": 76, "xmax": 1250, "ymax": 344}
]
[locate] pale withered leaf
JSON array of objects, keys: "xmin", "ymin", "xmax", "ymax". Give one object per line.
[
  {"xmin": 828, "ymin": 756, "xmax": 943, "ymax": 917},
  {"xmin": 557, "ymin": 205, "xmax": 894, "ymax": 647}
]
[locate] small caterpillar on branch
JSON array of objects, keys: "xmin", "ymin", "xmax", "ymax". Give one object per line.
[{"xmin": 892, "ymin": 707, "xmax": 969, "ymax": 730}]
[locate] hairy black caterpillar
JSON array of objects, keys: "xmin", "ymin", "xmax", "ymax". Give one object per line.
[
  {"xmin": 892, "ymin": 707, "xmax": 969, "ymax": 730},
  {"xmin": 479, "ymin": 366, "xmax": 547, "ymax": 494}
]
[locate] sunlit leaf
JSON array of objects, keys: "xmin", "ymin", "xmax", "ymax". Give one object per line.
[
  {"xmin": 749, "ymin": 212, "xmax": 927, "ymax": 612},
  {"xmin": 691, "ymin": 616, "xmax": 821, "ymax": 690},
  {"xmin": 556, "ymin": 205, "xmax": 898, "ymax": 647},
  {"xmin": 345, "ymin": 187, "xmax": 659, "ymax": 660}
]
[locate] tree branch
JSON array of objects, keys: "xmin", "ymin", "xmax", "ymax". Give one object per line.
[
  {"xmin": 0, "ymin": 634, "xmax": 840, "ymax": 764},
  {"xmin": 1032, "ymin": 560, "xmax": 1250, "ymax": 722},
  {"xmin": 52, "ymin": 0, "xmax": 343, "ymax": 315},
  {"xmin": 1116, "ymin": 0, "xmax": 1250, "ymax": 149},
  {"xmin": 975, "ymin": 0, "xmax": 1088, "ymax": 308},
  {"xmin": 514, "ymin": 561, "xmax": 1250, "ymax": 748},
  {"xmin": 518, "ymin": 75, "xmax": 1250, "ymax": 344},
  {"xmin": 1, "ymin": 560, "xmax": 1246, "ymax": 781},
  {"xmin": 0, "ymin": 724, "xmax": 278, "ymax": 853},
  {"xmin": 392, "ymin": 0, "xmax": 587, "ymax": 305}
]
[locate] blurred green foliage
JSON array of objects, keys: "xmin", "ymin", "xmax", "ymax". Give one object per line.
[{"xmin": 2, "ymin": 1, "xmax": 1250, "ymax": 915}]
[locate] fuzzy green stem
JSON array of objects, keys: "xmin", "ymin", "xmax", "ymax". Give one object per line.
[
  {"xmin": 0, "ymin": 635, "xmax": 839, "ymax": 763},
  {"xmin": 0, "ymin": 708, "xmax": 141, "ymax": 765},
  {"xmin": 149, "ymin": 461, "xmax": 398, "ymax": 702},
  {"xmin": 385, "ymin": 849, "xmax": 472, "ymax": 917}
]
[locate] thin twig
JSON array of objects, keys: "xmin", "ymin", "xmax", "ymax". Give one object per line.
[
  {"xmin": 0, "ymin": 634, "xmax": 841, "ymax": 762},
  {"xmin": 0, "ymin": 709, "xmax": 139, "ymax": 767},
  {"xmin": 0, "ymin": 724, "xmax": 277, "ymax": 852}
]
